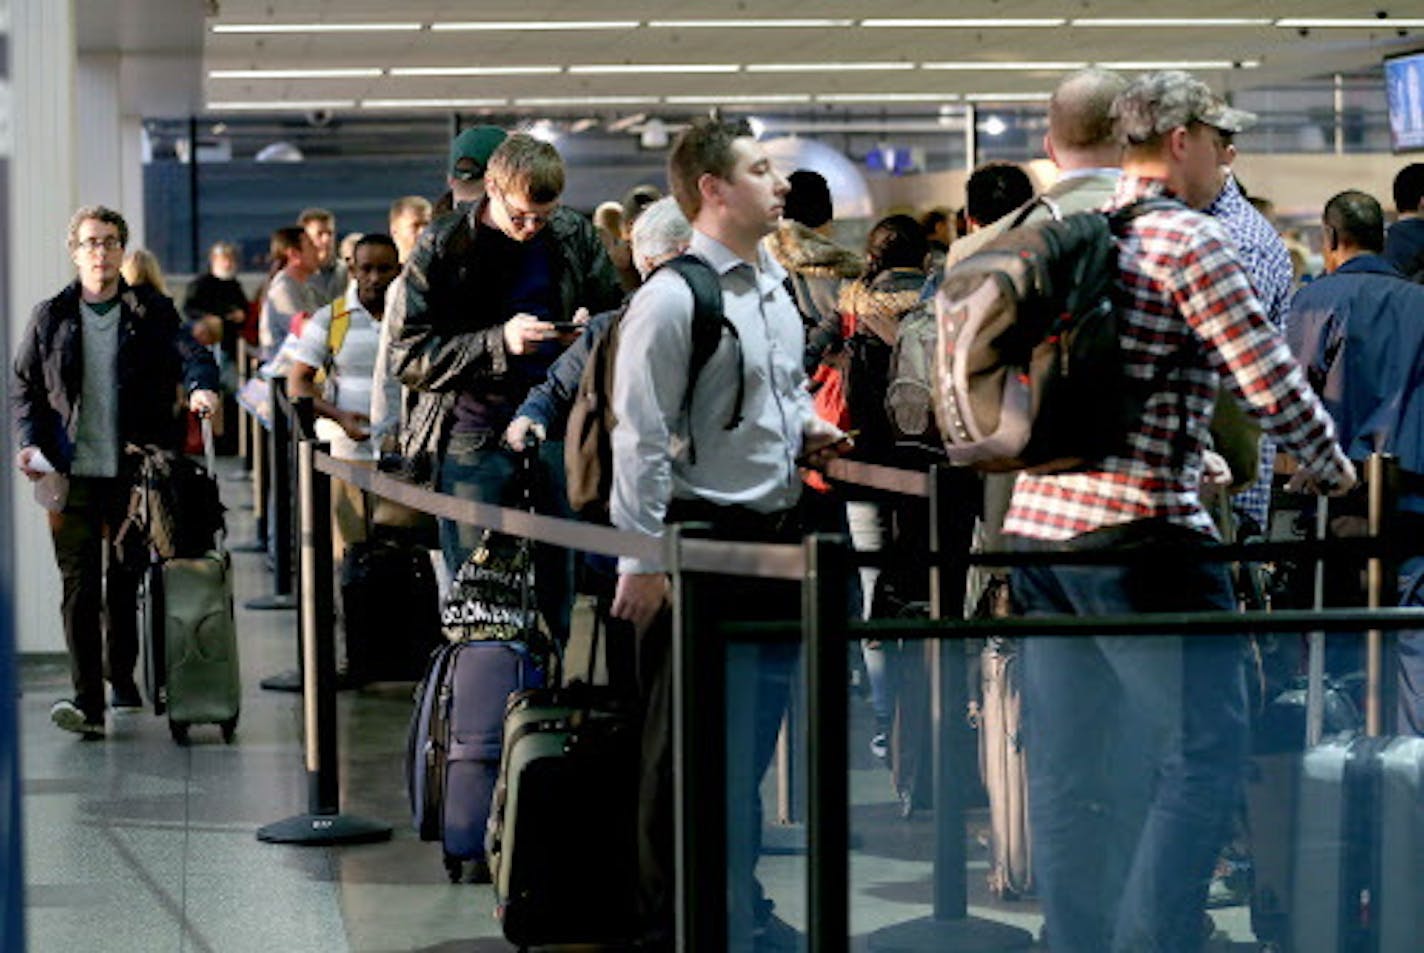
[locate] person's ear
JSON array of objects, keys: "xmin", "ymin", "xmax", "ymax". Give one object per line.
[
  {"xmin": 697, "ymin": 172, "xmax": 722, "ymax": 210},
  {"xmin": 1167, "ymin": 125, "xmax": 1190, "ymax": 160},
  {"xmin": 1323, "ymin": 225, "xmax": 1337, "ymax": 251}
]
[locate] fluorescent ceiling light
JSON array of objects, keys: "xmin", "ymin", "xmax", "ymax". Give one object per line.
[
  {"xmin": 818, "ymin": 93, "xmax": 961, "ymax": 102},
  {"xmin": 1276, "ymin": 18, "xmax": 1424, "ymax": 28},
  {"xmin": 965, "ymin": 92, "xmax": 1052, "ymax": 102},
  {"xmin": 647, "ymin": 19, "xmax": 853, "ymax": 28},
  {"xmin": 211, "ymin": 22, "xmax": 421, "ymax": 33},
  {"xmin": 431, "ymin": 20, "xmax": 638, "ymax": 32},
  {"xmin": 390, "ymin": 66, "xmax": 561, "ymax": 77},
  {"xmin": 745, "ymin": 62, "xmax": 914, "ymax": 73},
  {"xmin": 569, "ymin": 64, "xmax": 741, "ymax": 74},
  {"xmin": 861, "ymin": 19, "xmax": 1067, "ymax": 28},
  {"xmin": 207, "ymin": 100, "xmax": 355, "ymax": 110},
  {"xmin": 209, "ymin": 68, "xmax": 383, "ymax": 79},
  {"xmin": 666, "ymin": 94, "xmax": 814, "ymax": 104},
  {"xmin": 512, "ymin": 96, "xmax": 661, "ymax": 106},
  {"xmin": 362, "ymin": 98, "xmax": 509, "ymax": 109},
  {"xmin": 922, "ymin": 61, "xmax": 1086, "ymax": 71},
  {"xmin": 1071, "ymin": 18, "xmax": 1272, "ymax": 27},
  {"xmin": 1097, "ymin": 60, "xmax": 1253, "ymax": 69}
]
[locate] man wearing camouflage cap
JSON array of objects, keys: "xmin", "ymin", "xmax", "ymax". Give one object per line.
[{"xmin": 1003, "ymin": 71, "xmax": 1355, "ymax": 952}]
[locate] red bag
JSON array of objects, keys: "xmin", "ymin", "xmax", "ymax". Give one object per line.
[{"xmin": 811, "ymin": 363, "xmax": 851, "ymax": 431}]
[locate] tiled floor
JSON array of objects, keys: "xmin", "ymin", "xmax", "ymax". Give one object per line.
[{"xmin": 18, "ymin": 455, "xmax": 1262, "ymax": 952}]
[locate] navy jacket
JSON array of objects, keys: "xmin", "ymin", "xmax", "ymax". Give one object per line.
[
  {"xmin": 1285, "ymin": 254, "xmax": 1424, "ymax": 475},
  {"xmin": 12, "ymin": 279, "xmax": 219, "ymax": 474}
]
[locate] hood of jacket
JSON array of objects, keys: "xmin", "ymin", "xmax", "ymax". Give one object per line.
[
  {"xmin": 765, "ymin": 221, "xmax": 864, "ymax": 280},
  {"xmin": 837, "ymin": 268, "xmax": 926, "ymax": 344}
]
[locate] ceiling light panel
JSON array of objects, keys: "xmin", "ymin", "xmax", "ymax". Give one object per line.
[
  {"xmin": 1096, "ymin": 60, "xmax": 1253, "ymax": 70},
  {"xmin": 512, "ymin": 96, "xmax": 661, "ymax": 107},
  {"xmin": 818, "ymin": 93, "xmax": 961, "ymax": 103},
  {"xmin": 389, "ymin": 66, "xmax": 561, "ymax": 77},
  {"xmin": 745, "ymin": 62, "xmax": 915, "ymax": 73},
  {"xmin": 1070, "ymin": 18, "xmax": 1273, "ymax": 27},
  {"xmin": 211, "ymin": 23, "xmax": 421, "ymax": 34},
  {"xmin": 429, "ymin": 21, "xmax": 638, "ymax": 32},
  {"xmin": 207, "ymin": 99, "xmax": 356, "ymax": 110},
  {"xmin": 209, "ymin": 68, "xmax": 384, "ymax": 79},
  {"xmin": 361, "ymin": 98, "xmax": 508, "ymax": 109},
  {"xmin": 568, "ymin": 64, "xmax": 742, "ymax": 74},
  {"xmin": 921, "ymin": 62, "xmax": 1086, "ymax": 71},
  {"xmin": 647, "ymin": 19, "xmax": 854, "ymax": 28},
  {"xmin": 1276, "ymin": 18, "xmax": 1424, "ymax": 28},
  {"xmin": 666, "ymin": 94, "xmax": 814, "ymax": 104},
  {"xmin": 860, "ymin": 19, "xmax": 1067, "ymax": 28}
]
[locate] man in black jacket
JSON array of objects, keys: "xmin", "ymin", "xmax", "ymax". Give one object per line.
[
  {"xmin": 389, "ymin": 133, "xmax": 621, "ymax": 646},
  {"xmin": 13, "ymin": 205, "xmax": 220, "ymax": 738}
]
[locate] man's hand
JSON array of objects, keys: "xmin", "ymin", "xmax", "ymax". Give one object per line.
[
  {"xmin": 189, "ymin": 389, "xmax": 221, "ymax": 417},
  {"xmin": 797, "ymin": 429, "xmax": 855, "ymax": 471},
  {"xmin": 1285, "ymin": 457, "xmax": 1358, "ymax": 497},
  {"xmin": 336, "ymin": 409, "xmax": 372, "ymax": 442},
  {"xmin": 503, "ymin": 313, "xmax": 556, "ymax": 356},
  {"xmin": 1201, "ymin": 449, "xmax": 1232, "ymax": 486},
  {"xmin": 504, "ymin": 415, "xmax": 546, "ymax": 453},
  {"xmin": 611, "ymin": 572, "xmax": 670, "ymax": 635},
  {"xmin": 16, "ymin": 446, "xmax": 46, "ymax": 482}
]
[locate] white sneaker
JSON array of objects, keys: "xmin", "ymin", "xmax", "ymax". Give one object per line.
[{"xmin": 51, "ymin": 699, "xmax": 105, "ymax": 738}]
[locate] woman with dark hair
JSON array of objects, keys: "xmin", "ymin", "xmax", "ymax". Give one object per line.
[{"xmin": 837, "ymin": 214, "xmax": 932, "ymax": 789}]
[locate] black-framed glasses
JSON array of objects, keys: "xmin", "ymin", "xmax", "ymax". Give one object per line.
[
  {"xmin": 75, "ymin": 237, "xmax": 123, "ymax": 253},
  {"xmin": 494, "ymin": 186, "xmax": 556, "ymax": 229}
]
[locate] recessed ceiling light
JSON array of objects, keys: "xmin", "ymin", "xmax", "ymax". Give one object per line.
[
  {"xmin": 209, "ymin": 68, "xmax": 383, "ymax": 79},
  {"xmin": 211, "ymin": 22, "xmax": 421, "ymax": 33},
  {"xmin": 647, "ymin": 19, "xmax": 854, "ymax": 28},
  {"xmin": 207, "ymin": 100, "xmax": 356, "ymax": 110},
  {"xmin": 861, "ymin": 19, "xmax": 1067, "ymax": 28},
  {"xmin": 568, "ymin": 64, "xmax": 741, "ymax": 74},
  {"xmin": 361, "ymin": 98, "xmax": 509, "ymax": 109},
  {"xmin": 389, "ymin": 66, "xmax": 561, "ymax": 77},
  {"xmin": 921, "ymin": 61, "xmax": 1087, "ymax": 71},
  {"xmin": 1071, "ymin": 18, "xmax": 1273, "ymax": 27},
  {"xmin": 745, "ymin": 62, "xmax": 915, "ymax": 73},
  {"xmin": 1276, "ymin": 18, "xmax": 1424, "ymax": 28},
  {"xmin": 430, "ymin": 20, "xmax": 638, "ymax": 32}
]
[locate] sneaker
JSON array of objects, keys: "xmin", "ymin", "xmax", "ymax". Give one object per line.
[
  {"xmin": 109, "ymin": 682, "xmax": 143, "ymax": 712},
  {"xmin": 869, "ymin": 732, "xmax": 888, "ymax": 760},
  {"xmin": 51, "ymin": 699, "xmax": 104, "ymax": 739}
]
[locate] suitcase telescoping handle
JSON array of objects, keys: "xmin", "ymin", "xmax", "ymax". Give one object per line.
[
  {"xmin": 1305, "ymin": 452, "xmax": 1396, "ymax": 745},
  {"xmin": 198, "ymin": 410, "xmax": 224, "ymax": 551}
]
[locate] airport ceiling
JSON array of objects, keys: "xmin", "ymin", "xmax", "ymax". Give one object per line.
[{"xmin": 200, "ymin": 1, "xmax": 1424, "ymax": 119}]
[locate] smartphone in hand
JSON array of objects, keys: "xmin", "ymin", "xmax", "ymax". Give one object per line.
[{"xmin": 549, "ymin": 321, "xmax": 584, "ymax": 333}]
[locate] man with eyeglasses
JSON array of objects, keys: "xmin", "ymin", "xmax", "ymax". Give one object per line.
[
  {"xmin": 389, "ymin": 131, "xmax": 621, "ymax": 648},
  {"xmin": 12, "ymin": 205, "xmax": 220, "ymax": 739}
]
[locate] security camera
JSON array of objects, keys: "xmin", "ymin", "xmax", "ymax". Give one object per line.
[{"xmin": 306, "ymin": 108, "xmax": 334, "ymax": 127}]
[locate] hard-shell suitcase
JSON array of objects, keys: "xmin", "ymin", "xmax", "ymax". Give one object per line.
[
  {"xmin": 341, "ymin": 537, "xmax": 442, "ymax": 684},
  {"xmin": 408, "ymin": 637, "xmax": 544, "ymax": 882},
  {"xmin": 978, "ymin": 635, "xmax": 1033, "ymax": 899},
  {"xmin": 487, "ymin": 621, "xmax": 641, "ymax": 946},
  {"xmin": 139, "ymin": 416, "xmax": 240, "ymax": 745}
]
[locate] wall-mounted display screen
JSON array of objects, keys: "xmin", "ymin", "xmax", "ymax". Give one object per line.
[{"xmin": 1386, "ymin": 50, "xmax": 1424, "ymax": 153}]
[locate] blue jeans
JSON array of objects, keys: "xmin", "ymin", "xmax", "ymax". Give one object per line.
[
  {"xmin": 1397, "ymin": 553, "xmax": 1424, "ymax": 735},
  {"xmin": 437, "ymin": 432, "xmax": 575, "ymax": 647},
  {"xmin": 1009, "ymin": 521, "xmax": 1248, "ymax": 953}
]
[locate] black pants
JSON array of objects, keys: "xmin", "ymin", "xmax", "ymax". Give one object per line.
[
  {"xmin": 48, "ymin": 475, "xmax": 142, "ymax": 721},
  {"xmin": 635, "ymin": 499, "xmax": 805, "ymax": 948}
]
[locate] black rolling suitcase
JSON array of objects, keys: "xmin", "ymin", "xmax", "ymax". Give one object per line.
[
  {"xmin": 340, "ymin": 536, "xmax": 442, "ymax": 684},
  {"xmin": 486, "ymin": 617, "xmax": 641, "ymax": 947}
]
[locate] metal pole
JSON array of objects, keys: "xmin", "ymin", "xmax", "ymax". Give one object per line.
[
  {"xmin": 805, "ymin": 534, "xmax": 850, "ymax": 953},
  {"xmin": 256, "ymin": 437, "xmax": 390, "ymax": 846},
  {"xmin": 236, "ymin": 339, "xmax": 250, "ymax": 467},
  {"xmin": 1365, "ymin": 454, "xmax": 1399, "ymax": 737},
  {"xmin": 248, "ymin": 377, "xmax": 296, "ymax": 612},
  {"xmin": 672, "ymin": 524, "xmax": 727, "ymax": 952}
]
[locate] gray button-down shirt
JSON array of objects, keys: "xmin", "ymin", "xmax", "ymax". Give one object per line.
[{"xmin": 611, "ymin": 230, "xmax": 837, "ymax": 574}]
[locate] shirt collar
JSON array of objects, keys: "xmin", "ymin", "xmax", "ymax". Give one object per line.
[
  {"xmin": 1336, "ymin": 253, "xmax": 1405, "ymax": 278},
  {"xmin": 690, "ymin": 229, "xmax": 788, "ymax": 285},
  {"xmin": 1113, "ymin": 173, "xmax": 1173, "ymax": 206},
  {"xmin": 342, "ymin": 282, "xmax": 371, "ymax": 318},
  {"xmin": 1203, "ymin": 173, "xmax": 1246, "ymax": 219},
  {"xmin": 1058, "ymin": 167, "xmax": 1121, "ymax": 183}
]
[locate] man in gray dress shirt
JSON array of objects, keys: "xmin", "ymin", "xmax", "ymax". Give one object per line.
[{"xmin": 609, "ymin": 116, "xmax": 846, "ymax": 950}]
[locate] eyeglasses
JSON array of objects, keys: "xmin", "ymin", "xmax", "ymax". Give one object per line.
[
  {"xmin": 494, "ymin": 186, "xmax": 556, "ymax": 229},
  {"xmin": 74, "ymin": 237, "xmax": 123, "ymax": 253}
]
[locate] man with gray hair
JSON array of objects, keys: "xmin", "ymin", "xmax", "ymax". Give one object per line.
[{"xmin": 1004, "ymin": 71, "xmax": 1355, "ymax": 952}]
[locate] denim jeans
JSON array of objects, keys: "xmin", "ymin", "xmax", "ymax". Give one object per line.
[
  {"xmin": 1396, "ymin": 553, "xmax": 1424, "ymax": 735},
  {"xmin": 1009, "ymin": 520, "xmax": 1247, "ymax": 953},
  {"xmin": 437, "ymin": 432, "xmax": 575, "ymax": 647}
]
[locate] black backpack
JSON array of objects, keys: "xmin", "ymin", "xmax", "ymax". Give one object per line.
[
  {"xmin": 563, "ymin": 254, "xmax": 743, "ymax": 518},
  {"xmin": 933, "ymin": 198, "xmax": 1179, "ymax": 472},
  {"xmin": 119, "ymin": 445, "xmax": 226, "ymax": 561}
]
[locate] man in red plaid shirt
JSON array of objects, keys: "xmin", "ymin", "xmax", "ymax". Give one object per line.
[{"xmin": 1004, "ymin": 71, "xmax": 1356, "ymax": 953}]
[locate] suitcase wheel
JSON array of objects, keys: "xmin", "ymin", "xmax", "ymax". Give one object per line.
[
  {"xmin": 169, "ymin": 721, "xmax": 190, "ymax": 746},
  {"xmin": 443, "ymin": 855, "xmax": 463, "ymax": 883},
  {"xmin": 220, "ymin": 718, "xmax": 238, "ymax": 744}
]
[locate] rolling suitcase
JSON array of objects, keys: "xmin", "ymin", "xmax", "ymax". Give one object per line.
[
  {"xmin": 406, "ymin": 440, "xmax": 549, "ymax": 883},
  {"xmin": 139, "ymin": 416, "xmax": 241, "ymax": 744},
  {"xmin": 978, "ymin": 635, "xmax": 1033, "ymax": 900},
  {"xmin": 487, "ymin": 618, "xmax": 641, "ymax": 947},
  {"xmin": 340, "ymin": 536, "xmax": 442, "ymax": 684}
]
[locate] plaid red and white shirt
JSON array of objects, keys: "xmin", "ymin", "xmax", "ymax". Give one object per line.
[{"xmin": 1004, "ymin": 175, "xmax": 1352, "ymax": 543}]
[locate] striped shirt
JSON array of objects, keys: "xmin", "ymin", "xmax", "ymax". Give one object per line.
[
  {"xmin": 1204, "ymin": 174, "xmax": 1295, "ymax": 531},
  {"xmin": 1004, "ymin": 175, "xmax": 1351, "ymax": 543}
]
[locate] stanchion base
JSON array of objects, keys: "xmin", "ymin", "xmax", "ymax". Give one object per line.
[
  {"xmin": 260, "ymin": 669, "xmax": 303, "ymax": 693},
  {"xmin": 228, "ymin": 540, "xmax": 265, "ymax": 553},
  {"xmin": 256, "ymin": 812, "xmax": 392, "ymax": 846},
  {"xmin": 223, "ymin": 470, "xmax": 251, "ymax": 483},
  {"xmin": 245, "ymin": 594, "xmax": 296, "ymax": 611},
  {"xmin": 760, "ymin": 822, "xmax": 862, "ymax": 856},
  {"xmin": 868, "ymin": 917, "xmax": 1035, "ymax": 952}
]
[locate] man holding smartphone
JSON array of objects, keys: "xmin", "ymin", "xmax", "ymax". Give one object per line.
[{"xmin": 389, "ymin": 132, "xmax": 621, "ymax": 646}]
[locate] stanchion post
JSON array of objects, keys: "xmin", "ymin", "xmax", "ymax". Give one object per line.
[
  {"xmin": 804, "ymin": 534, "xmax": 850, "ymax": 953},
  {"xmin": 1366, "ymin": 453, "xmax": 1400, "ymax": 736},
  {"xmin": 869, "ymin": 465, "xmax": 1032, "ymax": 951},
  {"xmin": 671, "ymin": 524, "xmax": 727, "ymax": 952},
  {"xmin": 247, "ymin": 377, "xmax": 296, "ymax": 613},
  {"xmin": 236, "ymin": 339, "xmax": 251, "ymax": 470},
  {"xmin": 255, "ymin": 437, "xmax": 391, "ymax": 846}
]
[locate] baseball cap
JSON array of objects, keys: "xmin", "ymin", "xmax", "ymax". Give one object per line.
[
  {"xmin": 1112, "ymin": 71, "xmax": 1257, "ymax": 145},
  {"xmin": 449, "ymin": 125, "xmax": 507, "ymax": 182}
]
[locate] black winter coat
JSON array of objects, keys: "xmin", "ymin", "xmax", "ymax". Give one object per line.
[{"xmin": 12, "ymin": 279, "xmax": 220, "ymax": 474}]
